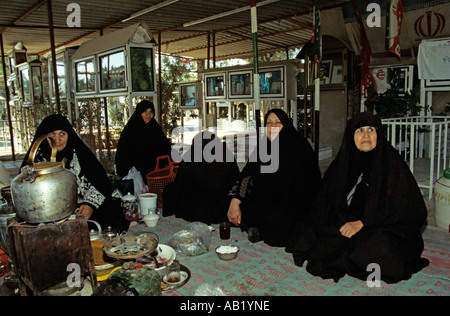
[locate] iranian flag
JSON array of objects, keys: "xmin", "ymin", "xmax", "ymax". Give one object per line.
[{"xmin": 386, "ymin": 0, "xmax": 404, "ymax": 59}]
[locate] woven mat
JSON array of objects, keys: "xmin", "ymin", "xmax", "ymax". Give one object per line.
[{"xmin": 131, "ymin": 216, "xmax": 450, "ymax": 296}]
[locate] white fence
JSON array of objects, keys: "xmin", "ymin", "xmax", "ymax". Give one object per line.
[{"xmin": 382, "ymin": 116, "xmax": 450, "ymax": 199}]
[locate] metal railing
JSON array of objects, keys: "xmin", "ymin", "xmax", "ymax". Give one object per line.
[{"xmin": 382, "ymin": 116, "xmax": 450, "ymax": 199}]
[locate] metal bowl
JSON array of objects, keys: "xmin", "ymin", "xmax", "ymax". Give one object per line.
[{"xmin": 215, "ymin": 245, "xmax": 239, "ymax": 261}]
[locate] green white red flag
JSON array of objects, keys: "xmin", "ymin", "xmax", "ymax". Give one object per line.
[{"xmin": 386, "ymin": 0, "xmax": 404, "ymax": 59}]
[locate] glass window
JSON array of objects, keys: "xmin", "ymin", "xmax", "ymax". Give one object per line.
[
  {"xmin": 229, "ymin": 71, "xmax": 252, "ymax": 98},
  {"xmin": 206, "ymin": 75, "xmax": 225, "ymax": 98},
  {"xmin": 259, "ymin": 69, "xmax": 283, "ymax": 96},
  {"xmin": 130, "ymin": 47, "xmax": 154, "ymax": 92},
  {"xmin": 20, "ymin": 68, "xmax": 31, "ymax": 103},
  {"xmin": 100, "ymin": 51, "xmax": 126, "ymax": 90},
  {"xmin": 180, "ymin": 84, "xmax": 196, "ymax": 108},
  {"xmin": 15, "ymin": 52, "xmax": 27, "ymax": 65},
  {"xmin": 50, "ymin": 57, "xmax": 66, "ymax": 97},
  {"xmin": 31, "ymin": 66, "xmax": 43, "ymax": 104},
  {"xmin": 76, "ymin": 59, "xmax": 95, "ymax": 92}
]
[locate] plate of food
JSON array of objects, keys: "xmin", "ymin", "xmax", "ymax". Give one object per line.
[
  {"xmin": 136, "ymin": 244, "xmax": 176, "ymax": 275},
  {"xmin": 103, "ymin": 232, "xmax": 159, "ymax": 260}
]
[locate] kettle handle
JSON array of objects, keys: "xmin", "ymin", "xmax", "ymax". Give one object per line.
[
  {"xmin": 88, "ymin": 220, "xmax": 103, "ymax": 240},
  {"xmin": 27, "ymin": 134, "xmax": 57, "ymax": 166}
]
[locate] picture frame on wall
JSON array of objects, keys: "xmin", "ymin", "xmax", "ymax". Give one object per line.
[
  {"xmin": 259, "ymin": 67, "xmax": 284, "ymax": 97},
  {"xmin": 180, "ymin": 83, "xmax": 198, "ymax": 109},
  {"xmin": 229, "ymin": 70, "xmax": 253, "ymax": 99},
  {"xmin": 331, "ymin": 65, "xmax": 343, "ymax": 84},
  {"xmin": 319, "ymin": 60, "xmax": 332, "ymax": 85},
  {"xmin": 205, "ymin": 73, "xmax": 226, "ymax": 99}
]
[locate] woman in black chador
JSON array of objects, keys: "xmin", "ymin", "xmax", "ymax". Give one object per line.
[
  {"xmin": 228, "ymin": 109, "xmax": 322, "ymax": 251},
  {"xmin": 115, "ymin": 100, "xmax": 171, "ymax": 180},
  {"xmin": 163, "ymin": 130, "xmax": 240, "ymax": 224},
  {"xmin": 293, "ymin": 112, "xmax": 429, "ymax": 283},
  {"xmin": 22, "ymin": 114, "xmax": 128, "ymax": 231}
]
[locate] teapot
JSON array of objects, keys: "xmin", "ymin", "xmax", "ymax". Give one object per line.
[
  {"xmin": 88, "ymin": 220, "xmax": 103, "ymax": 241},
  {"xmin": 88, "ymin": 219, "xmax": 119, "ymax": 242},
  {"xmin": 10, "ymin": 135, "xmax": 78, "ymax": 224},
  {"xmin": 121, "ymin": 192, "xmax": 139, "ymax": 221}
]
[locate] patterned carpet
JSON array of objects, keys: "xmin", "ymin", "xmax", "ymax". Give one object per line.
[{"xmin": 132, "ymin": 216, "xmax": 450, "ymax": 296}]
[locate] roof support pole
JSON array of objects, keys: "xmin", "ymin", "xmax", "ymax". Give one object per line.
[
  {"xmin": 0, "ymin": 34, "xmax": 16, "ymax": 161},
  {"xmin": 207, "ymin": 32, "xmax": 211, "ymax": 69},
  {"xmin": 212, "ymin": 31, "xmax": 216, "ymax": 68},
  {"xmin": 47, "ymin": 0, "xmax": 61, "ymax": 114},
  {"xmin": 250, "ymin": 0, "xmax": 261, "ymax": 144},
  {"xmin": 158, "ymin": 31, "xmax": 162, "ymax": 122}
]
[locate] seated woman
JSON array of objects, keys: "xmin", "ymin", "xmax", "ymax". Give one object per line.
[
  {"xmin": 115, "ymin": 100, "xmax": 171, "ymax": 181},
  {"xmin": 293, "ymin": 112, "xmax": 429, "ymax": 283},
  {"xmin": 163, "ymin": 130, "xmax": 240, "ymax": 224},
  {"xmin": 21, "ymin": 114, "xmax": 128, "ymax": 232},
  {"xmin": 227, "ymin": 109, "xmax": 322, "ymax": 251}
]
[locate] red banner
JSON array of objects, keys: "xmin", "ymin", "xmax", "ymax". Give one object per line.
[
  {"xmin": 386, "ymin": 0, "xmax": 405, "ymax": 59},
  {"xmin": 351, "ymin": 0, "xmax": 377, "ymax": 94}
]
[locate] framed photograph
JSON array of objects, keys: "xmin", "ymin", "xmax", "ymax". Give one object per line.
[
  {"xmin": 205, "ymin": 73, "xmax": 226, "ymax": 99},
  {"xmin": 259, "ymin": 67, "xmax": 284, "ymax": 97},
  {"xmin": 229, "ymin": 70, "xmax": 253, "ymax": 99},
  {"xmin": 180, "ymin": 83, "xmax": 199, "ymax": 109},
  {"xmin": 331, "ymin": 65, "xmax": 343, "ymax": 84},
  {"xmin": 319, "ymin": 60, "xmax": 332, "ymax": 85}
]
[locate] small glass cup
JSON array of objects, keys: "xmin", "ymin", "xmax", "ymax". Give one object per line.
[
  {"xmin": 166, "ymin": 260, "xmax": 180, "ymax": 283},
  {"xmin": 219, "ymin": 222, "xmax": 231, "ymax": 240}
]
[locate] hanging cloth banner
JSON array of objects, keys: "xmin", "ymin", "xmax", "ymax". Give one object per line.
[
  {"xmin": 342, "ymin": 0, "xmax": 449, "ymax": 56},
  {"xmin": 386, "ymin": 0, "xmax": 405, "ymax": 59},
  {"xmin": 418, "ymin": 38, "xmax": 450, "ymax": 80},
  {"xmin": 351, "ymin": 0, "xmax": 377, "ymax": 93}
]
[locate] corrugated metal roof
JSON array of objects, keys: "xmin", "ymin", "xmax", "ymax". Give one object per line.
[{"xmin": 0, "ymin": 0, "xmax": 350, "ymax": 61}]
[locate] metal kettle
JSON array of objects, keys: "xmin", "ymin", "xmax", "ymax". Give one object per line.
[{"xmin": 10, "ymin": 134, "xmax": 78, "ymax": 224}]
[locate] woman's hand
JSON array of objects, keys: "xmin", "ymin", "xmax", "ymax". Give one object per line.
[
  {"xmin": 227, "ymin": 198, "xmax": 242, "ymax": 226},
  {"xmin": 339, "ymin": 220, "xmax": 363, "ymax": 238},
  {"xmin": 78, "ymin": 204, "xmax": 94, "ymax": 219}
]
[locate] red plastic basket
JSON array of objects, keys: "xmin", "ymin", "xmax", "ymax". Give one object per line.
[{"xmin": 146, "ymin": 155, "xmax": 179, "ymax": 208}]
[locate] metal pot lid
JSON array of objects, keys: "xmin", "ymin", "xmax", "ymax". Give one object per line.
[{"xmin": 122, "ymin": 192, "xmax": 136, "ymax": 201}]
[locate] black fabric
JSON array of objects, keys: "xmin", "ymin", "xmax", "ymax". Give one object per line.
[
  {"xmin": 163, "ymin": 131, "xmax": 240, "ymax": 225},
  {"xmin": 234, "ymin": 109, "xmax": 322, "ymax": 251},
  {"xmin": 21, "ymin": 114, "xmax": 129, "ymax": 232},
  {"xmin": 292, "ymin": 112, "xmax": 429, "ymax": 283},
  {"xmin": 115, "ymin": 100, "xmax": 171, "ymax": 180}
]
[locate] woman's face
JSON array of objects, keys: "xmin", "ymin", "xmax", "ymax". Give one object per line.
[
  {"xmin": 141, "ymin": 108, "xmax": 154, "ymax": 124},
  {"xmin": 266, "ymin": 112, "xmax": 283, "ymax": 141},
  {"xmin": 354, "ymin": 126, "xmax": 377, "ymax": 152},
  {"xmin": 47, "ymin": 130, "xmax": 68, "ymax": 152}
]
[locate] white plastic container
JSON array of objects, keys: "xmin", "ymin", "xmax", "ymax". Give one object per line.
[
  {"xmin": 434, "ymin": 168, "xmax": 450, "ymax": 231},
  {"xmin": 144, "ymin": 213, "xmax": 160, "ymax": 227}
]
